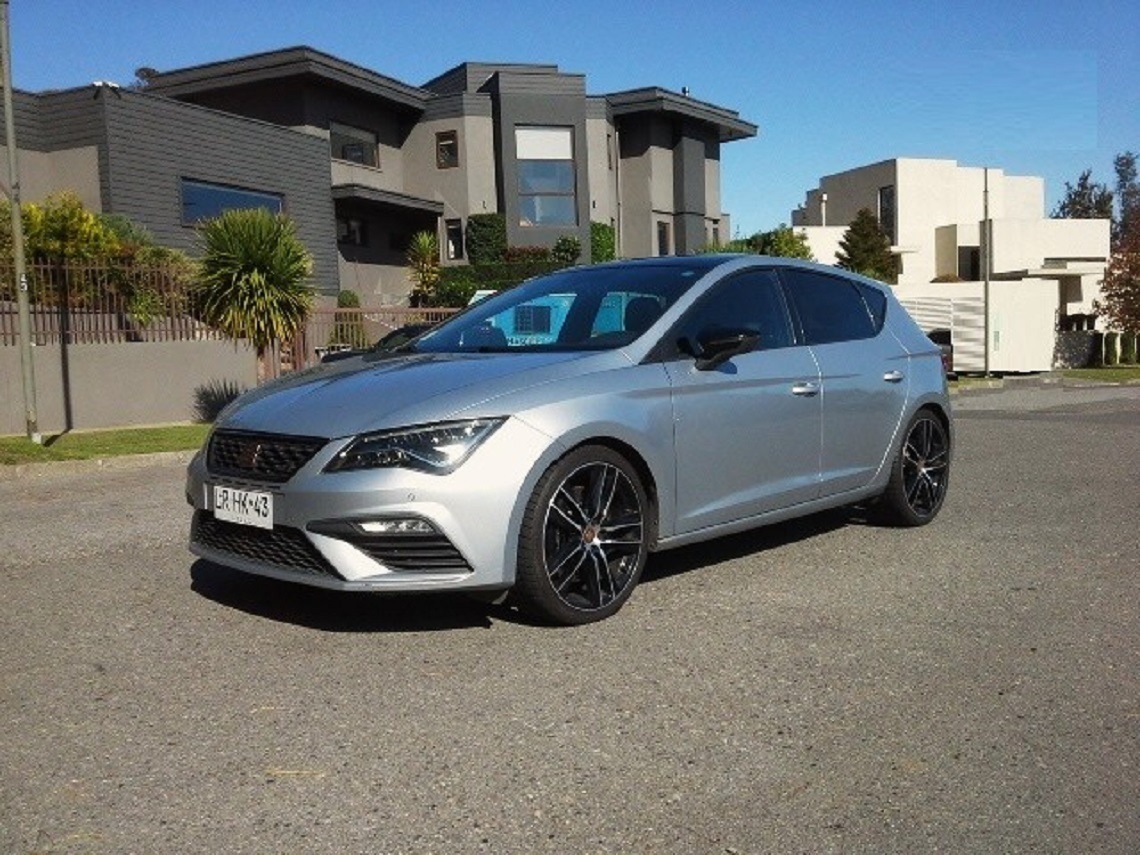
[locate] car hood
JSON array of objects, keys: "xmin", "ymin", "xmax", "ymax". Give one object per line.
[{"xmin": 217, "ymin": 350, "xmax": 616, "ymax": 439}]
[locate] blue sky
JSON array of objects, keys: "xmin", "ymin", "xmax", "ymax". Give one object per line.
[{"xmin": 10, "ymin": 0, "xmax": 1138, "ymax": 236}]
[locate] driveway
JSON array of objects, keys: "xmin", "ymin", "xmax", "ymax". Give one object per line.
[{"xmin": 1, "ymin": 384, "xmax": 1138, "ymax": 854}]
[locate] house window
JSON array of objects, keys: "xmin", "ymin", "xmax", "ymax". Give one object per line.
[
  {"xmin": 436, "ymin": 130, "xmax": 459, "ymax": 169},
  {"xmin": 516, "ymin": 127, "xmax": 577, "ymax": 227},
  {"xmin": 180, "ymin": 178, "xmax": 282, "ymax": 224},
  {"xmin": 331, "ymin": 122, "xmax": 379, "ymax": 168},
  {"xmin": 657, "ymin": 220, "xmax": 672, "ymax": 256},
  {"xmin": 445, "ymin": 219, "xmax": 464, "ymax": 260},
  {"xmin": 389, "ymin": 232, "xmax": 411, "ymax": 253},
  {"xmin": 337, "ymin": 217, "xmax": 368, "ymax": 247},
  {"xmin": 514, "ymin": 304, "xmax": 553, "ymax": 335},
  {"xmin": 878, "ymin": 185, "xmax": 896, "ymax": 245},
  {"xmin": 958, "ymin": 246, "xmax": 980, "ymax": 280}
]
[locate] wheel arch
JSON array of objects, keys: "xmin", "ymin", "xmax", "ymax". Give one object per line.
[{"xmin": 559, "ymin": 436, "xmax": 662, "ymax": 550}]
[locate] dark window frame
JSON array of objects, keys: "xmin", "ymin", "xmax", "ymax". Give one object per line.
[
  {"xmin": 445, "ymin": 219, "xmax": 464, "ymax": 260},
  {"xmin": 516, "ymin": 126, "xmax": 577, "ymax": 228},
  {"xmin": 330, "ymin": 121, "xmax": 380, "ymax": 168},
  {"xmin": 180, "ymin": 178, "xmax": 283, "ymax": 226},
  {"xmin": 336, "ymin": 216, "xmax": 368, "ymax": 247},
  {"xmin": 436, "ymin": 130, "xmax": 459, "ymax": 169}
]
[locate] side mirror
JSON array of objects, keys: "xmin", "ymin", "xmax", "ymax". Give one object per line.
[{"xmin": 682, "ymin": 328, "xmax": 760, "ymax": 370}]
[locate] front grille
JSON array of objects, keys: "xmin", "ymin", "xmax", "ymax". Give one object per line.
[
  {"xmin": 353, "ymin": 535, "xmax": 473, "ymax": 573},
  {"xmin": 207, "ymin": 430, "xmax": 327, "ymax": 483},
  {"xmin": 192, "ymin": 511, "xmax": 340, "ymax": 578}
]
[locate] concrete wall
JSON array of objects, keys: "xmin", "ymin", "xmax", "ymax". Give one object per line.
[
  {"xmin": 797, "ymin": 226, "xmax": 846, "ymax": 265},
  {"xmin": 585, "ymin": 113, "xmax": 618, "ymax": 233},
  {"xmin": 0, "ymin": 144, "xmax": 102, "ymax": 210},
  {"xmin": 894, "ymin": 279, "xmax": 1059, "ymax": 372},
  {"xmin": 1, "ymin": 340, "xmax": 257, "ymax": 435},
  {"xmin": 989, "ymin": 218, "xmax": 1110, "ymax": 273}
]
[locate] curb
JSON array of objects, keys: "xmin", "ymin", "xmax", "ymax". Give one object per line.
[{"xmin": 0, "ymin": 449, "xmax": 196, "ymax": 483}]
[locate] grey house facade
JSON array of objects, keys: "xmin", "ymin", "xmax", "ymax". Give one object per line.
[{"xmin": 7, "ymin": 47, "xmax": 756, "ymax": 302}]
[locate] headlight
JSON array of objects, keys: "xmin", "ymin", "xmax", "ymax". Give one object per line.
[{"xmin": 324, "ymin": 418, "xmax": 506, "ymax": 474}]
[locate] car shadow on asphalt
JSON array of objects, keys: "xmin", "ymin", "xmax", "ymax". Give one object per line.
[
  {"xmin": 641, "ymin": 507, "xmax": 853, "ymax": 585},
  {"xmin": 189, "ymin": 559, "xmax": 504, "ymax": 632},
  {"xmin": 189, "ymin": 507, "xmax": 862, "ymax": 632}
]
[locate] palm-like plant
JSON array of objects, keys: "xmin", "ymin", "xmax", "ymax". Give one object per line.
[
  {"xmin": 196, "ymin": 208, "xmax": 314, "ymax": 381},
  {"xmin": 407, "ymin": 230, "xmax": 440, "ymax": 306}
]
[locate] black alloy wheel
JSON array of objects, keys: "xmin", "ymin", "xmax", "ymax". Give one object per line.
[
  {"xmin": 878, "ymin": 408, "xmax": 951, "ymax": 526},
  {"xmin": 513, "ymin": 446, "xmax": 649, "ymax": 625}
]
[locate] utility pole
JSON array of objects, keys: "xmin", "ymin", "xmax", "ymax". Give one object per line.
[
  {"xmin": 0, "ymin": 0, "xmax": 39, "ymax": 442},
  {"xmin": 982, "ymin": 167, "xmax": 991, "ymax": 376}
]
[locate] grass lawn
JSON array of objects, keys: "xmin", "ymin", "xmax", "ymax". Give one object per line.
[
  {"xmin": 1061, "ymin": 366, "xmax": 1140, "ymax": 383},
  {"xmin": 0, "ymin": 424, "xmax": 209, "ymax": 466}
]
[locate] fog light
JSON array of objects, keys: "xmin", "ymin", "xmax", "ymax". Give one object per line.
[{"xmin": 358, "ymin": 519, "xmax": 436, "ymax": 535}]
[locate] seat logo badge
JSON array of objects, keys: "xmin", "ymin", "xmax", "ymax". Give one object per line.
[{"xmin": 238, "ymin": 441, "xmax": 263, "ymax": 470}]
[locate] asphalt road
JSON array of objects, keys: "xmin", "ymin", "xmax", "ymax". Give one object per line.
[{"xmin": 2, "ymin": 384, "xmax": 1138, "ymax": 854}]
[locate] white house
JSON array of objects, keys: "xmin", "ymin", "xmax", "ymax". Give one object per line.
[{"xmin": 791, "ymin": 158, "xmax": 1110, "ymax": 329}]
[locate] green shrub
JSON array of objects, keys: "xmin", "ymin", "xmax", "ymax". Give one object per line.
[
  {"xmin": 590, "ymin": 221, "xmax": 616, "ymax": 262},
  {"xmin": 466, "ymin": 213, "xmax": 507, "ymax": 264},
  {"xmin": 330, "ymin": 289, "xmax": 368, "ymax": 348},
  {"xmin": 551, "ymin": 235, "xmax": 581, "ymax": 265},
  {"xmin": 1089, "ymin": 331, "xmax": 1104, "ymax": 367},
  {"xmin": 1120, "ymin": 331, "xmax": 1138, "ymax": 364},
  {"xmin": 434, "ymin": 266, "xmax": 480, "ymax": 307},
  {"xmin": 1103, "ymin": 331, "xmax": 1119, "ymax": 365},
  {"xmin": 505, "ymin": 245, "xmax": 551, "ymax": 263}
]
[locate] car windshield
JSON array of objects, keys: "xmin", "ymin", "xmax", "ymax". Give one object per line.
[{"xmin": 410, "ymin": 261, "xmax": 719, "ymax": 353}]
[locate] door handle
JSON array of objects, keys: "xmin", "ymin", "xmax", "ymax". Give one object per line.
[
  {"xmin": 791, "ymin": 382, "xmax": 819, "ymax": 397},
  {"xmin": 883, "ymin": 370, "xmax": 905, "ymax": 383}
]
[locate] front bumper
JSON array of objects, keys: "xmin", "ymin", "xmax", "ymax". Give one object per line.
[{"xmin": 186, "ymin": 417, "xmax": 556, "ymax": 592}]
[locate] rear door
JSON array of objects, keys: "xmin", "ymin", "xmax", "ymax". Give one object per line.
[{"xmin": 779, "ymin": 269, "xmax": 910, "ymax": 496}]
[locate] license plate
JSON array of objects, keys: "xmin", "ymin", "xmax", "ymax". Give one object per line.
[{"xmin": 212, "ymin": 485, "xmax": 274, "ymax": 530}]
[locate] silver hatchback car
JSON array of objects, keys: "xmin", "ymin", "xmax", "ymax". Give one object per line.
[{"xmin": 187, "ymin": 256, "xmax": 951, "ymax": 624}]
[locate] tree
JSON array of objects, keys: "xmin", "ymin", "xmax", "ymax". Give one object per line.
[
  {"xmin": 1052, "ymin": 169, "xmax": 1113, "ymax": 220},
  {"xmin": 1096, "ymin": 218, "xmax": 1140, "ymax": 333},
  {"xmin": 195, "ymin": 208, "xmax": 314, "ymax": 382},
  {"xmin": 756, "ymin": 224, "xmax": 814, "ymax": 260},
  {"xmin": 1114, "ymin": 151, "xmax": 1139, "ymax": 250},
  {"xmin": 406, "ymin": 230, "xmax": 440, "ymax": 306},
  {"xmin": 465, "ymin": 213, "xmax": 507, "ymax": 264},
  {"xmin": 590, "ymin": 221, "xmax": 616, "ymax": 262},
  {"xmin": 836, "ymin": 208, "xmax": 897, "ymax": 283}
]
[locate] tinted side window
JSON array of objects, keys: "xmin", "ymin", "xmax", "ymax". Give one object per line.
[
  {"xmin": 782, "ymin": 270, "xmax": 876, "ymax": 345},
  {"xmin": 680, "ymin": 269, "xmax": 794, "ymax": 350}
]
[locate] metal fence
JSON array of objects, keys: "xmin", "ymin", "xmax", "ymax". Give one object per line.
[
  {"xmin": 284, "ymin": 307, "xmax": 458, "ymax": 370},
  {"xmin": 0, "ymin": 261, "xmax": 460, "ymax": 374},
  {"xmin": 0, "ymin": 261, "xmax": 214, "ymax": 346}
]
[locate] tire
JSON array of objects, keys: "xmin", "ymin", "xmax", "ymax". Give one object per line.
[
  {"xmin": 512, "ymin": 445, "xmax": 649, "ymax": 625},
  {"xmin": 876, "ymin": 408, "xmax": 951, "ymax": 526}
]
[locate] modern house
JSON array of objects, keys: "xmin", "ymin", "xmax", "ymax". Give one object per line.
[
  {"xmin": 791, "ymin": 158, "xmax": 1110, "ymax": 326},
  {"xmin": 791, "ymin": 158, "xmax": 1113, "ymax": 372},
  {"xmin": 3, "ymin": 46, "xmax": 756, "ymax": 302}
]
